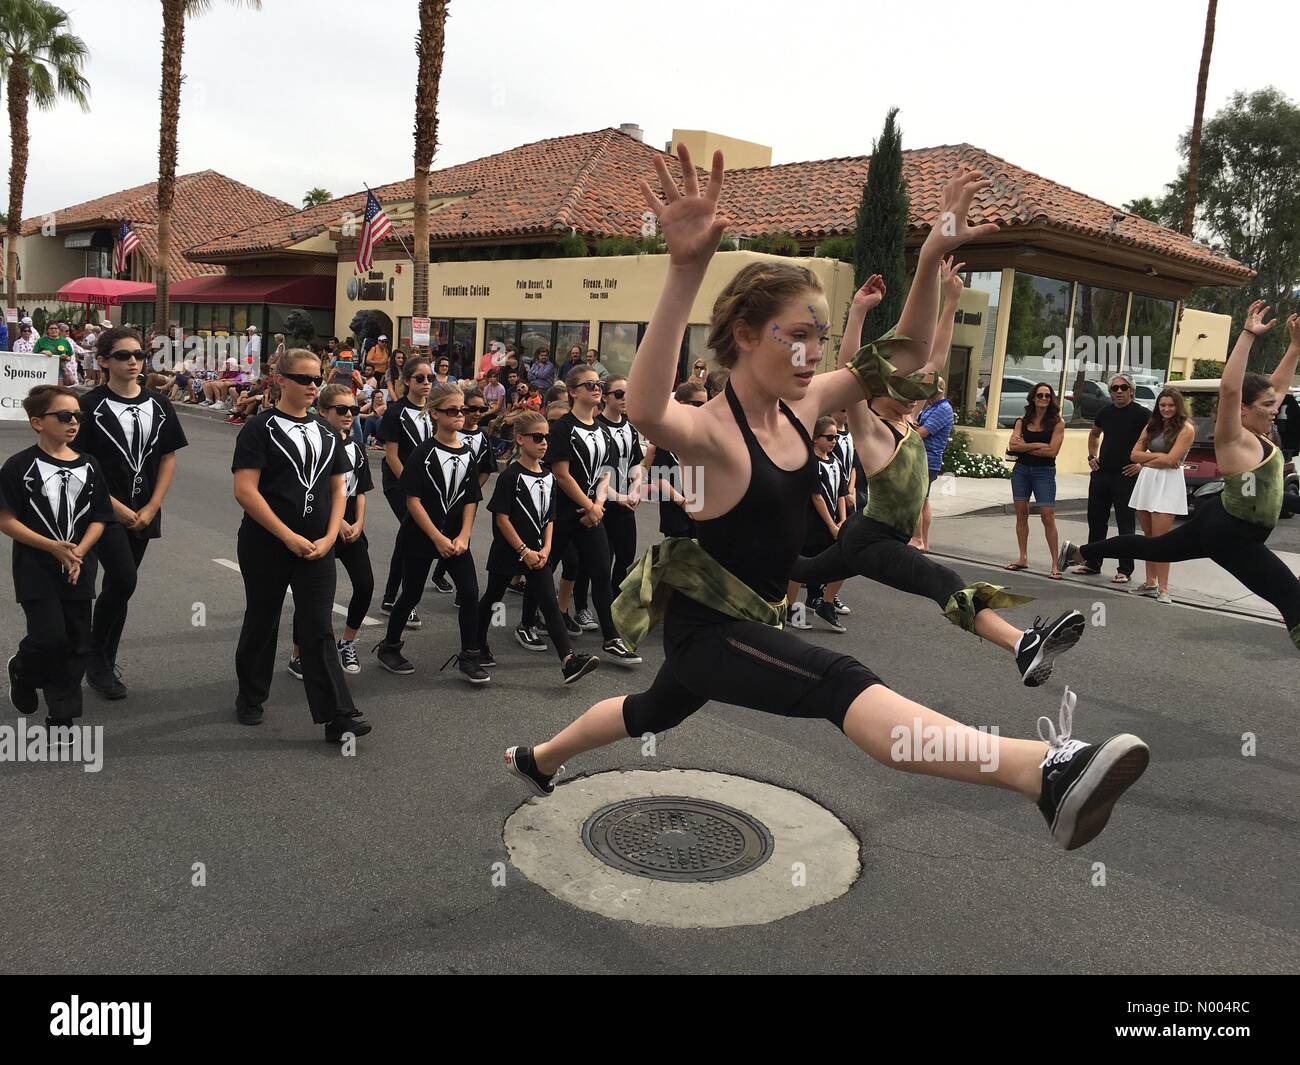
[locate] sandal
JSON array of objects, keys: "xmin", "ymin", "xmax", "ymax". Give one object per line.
[
  {"xmin": 1111, "ymin": 573, "xmax": 1131, "ymax": 584},
  {"xmin": 1005, "ymin": 561, "xmax": 1029, "ymax": 571},
  {"xmin": 1132, "ymin": 583, "xmax": 1159, "ymax": 597},
  {"xmin": 1048, "ymin": 570, "xmax": 1063, "ymax": 580}
]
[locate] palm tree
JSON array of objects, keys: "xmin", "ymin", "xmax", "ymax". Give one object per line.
[
  {"xmin": 1, "ymin": 0, "xmax": 89, "ymax": 316},
  {"xmin": 411, "ymin": 0, "xmax": 448, "ymax": 343},
  {"xmin": 154, "ymin": 0, "xmax": 260, "ymax": 332},
  {"xmin": 1182, "ymin": 0, "xmax": 1217, "ymax": 236},
  {"xmin": 303, "ymin": 187, "xmax": 332, "ymax": 208}
]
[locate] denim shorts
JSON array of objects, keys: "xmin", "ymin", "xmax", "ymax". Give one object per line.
[{"xmin": 1011, "ymin": 463, "xmax": 1057, "ymax": 506}]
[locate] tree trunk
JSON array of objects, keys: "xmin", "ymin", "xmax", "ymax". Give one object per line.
[
  {"xmin": 6, "ymin": 65, "xmax": 31, "ymax": 325},
  {"xmin": 411, "ymin": 0, "xmax": 448, "ymax": 343},
  {"xmin": 1182, "ymin": 0, "xmax": 1217, "ymax": 236},
  {"xmin": 155, "ymin": 0, "xmax": 187, "ymax": 334}
]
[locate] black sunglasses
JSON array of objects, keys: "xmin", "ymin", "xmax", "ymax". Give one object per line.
[
  {"xmin": 44, "ymin": 410, "xmax": 85, "ymax": 423},
  {"xmin": 328, "ymin": 404, "xmax": 360, "ymax": 416},
  {"xmin": 409, "ymin": 373, "xmax": 432, "ymax": 384},
  {"xmin": 819, "ymin": 433, "xmax": 840, "ymax": 441},
  {"xmin": 1034, "ymin": 391, "xmax": 1052, "ymax": 399},
  {"xmin": 1110, "ymin": 383, "xmax": 1131, "ymax": 392},
  {"xmin": 521, "ymin": 432, "xmax": 548, "ymax": 444},
  {"xmin": 436, "ymin": 405, "xmax": 467, "ymax": 416},
  {"xmin": 465, "ymin": 405, "xmax": 487, "ymax": 414},
  {"xmin": 576, "ymin": 381, "xmax": 603, "ymax": 392},
  {"xmin": 106, "ymin": 349, "xmax": 142, "ymax": 361},
  {"xmin": 282, "ymin": 372, "xmax": 324, "ymax": 387},
  {"xmin": 609, "ymin": 389, "xmax": 627, "ymax": 400}
]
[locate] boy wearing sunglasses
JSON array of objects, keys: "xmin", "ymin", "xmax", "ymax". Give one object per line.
[
  {"xmin": 73, "ymin": 327, "xmax": 189, "ymax": 699},
  {"xmin": 1, "ymin": 386, "xmax": 113, "ymax": 729}
]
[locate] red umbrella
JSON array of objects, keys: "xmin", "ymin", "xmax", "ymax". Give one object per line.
[{"xmin": 56, "ymin": 277, "xmax": 155, "ymax": 306}]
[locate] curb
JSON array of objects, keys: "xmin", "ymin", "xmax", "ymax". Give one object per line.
[{"xmin": 941, "ymin": 499, "xmax": 1090, "ymax": 519}]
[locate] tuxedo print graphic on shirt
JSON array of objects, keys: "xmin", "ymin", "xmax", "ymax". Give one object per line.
[
  {"xmin": 378, "ymin": 397, "xmax": 434, "ymax": 491},
  {"xmin": 231, "ymin": 409, "xmax": 350, "ymax": 542},
  {"xmin": 597, "ymin": 414, "xmax": 643, "ymax": 496},
  {"xmin": 548, "ymin": 412, "xmax": 616, "ymax": 518},
  {"xmin": 0, "ymin": 446, "xmax": 113, "ymax": 601},
  {"xmin": 76, "ymin": 386, "xmax": 187, "ymax": 538},
  {"xmin": 486, "ymin": 462, "xmax": 554, "ymax": 574},
  {"xmin": 815, "ymin": 453, "xmax": 846, "ymax": 513},
  {"xmin": 398, "ymin": 437, "xmax": 483, "ymax": 545},
  {"xmin": 832, "ymin": 428, "xmax": 855, "ymax": 483},
  {"xmin": 340, "ymin": 435, "xmax": 374, "ymax": 525}
]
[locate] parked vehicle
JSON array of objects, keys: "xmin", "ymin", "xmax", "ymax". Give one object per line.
[
  {"xmin": 1067, "ymin": 379, "xmax": 1156, "ymax": 422},
  {"xmin": 981, "ymin": 375, "xmax": 1075, "ymax": 428}
]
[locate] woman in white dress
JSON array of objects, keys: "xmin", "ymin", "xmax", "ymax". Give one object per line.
[{"xmin": 1129, "ymin": 387, "xmax": 1195, "ymax": 603}]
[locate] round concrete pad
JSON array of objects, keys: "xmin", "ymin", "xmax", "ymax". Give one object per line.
[{"xmin": 504, "ymin": 769, "xmax": 860, "ymax": 928}]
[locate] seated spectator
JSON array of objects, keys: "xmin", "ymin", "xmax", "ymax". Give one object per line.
[
  {"xmin": 359, "ymin": 388, "xmax": 387, "ymax": 449},
  {"xmin": 201, "ymin": 358, "xmax": 243, "ymax": 410}
]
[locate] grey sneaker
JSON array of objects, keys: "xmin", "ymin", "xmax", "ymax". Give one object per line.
[{"xmin": 574, "ymin": 608, "xmax": 599, "ymax": 632}]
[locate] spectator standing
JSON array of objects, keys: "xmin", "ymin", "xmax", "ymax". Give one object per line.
[
  {"xmin": 243, "ymin": 326, "xmax": 262, "ymax": 371},
  {"xmin": 557, "ymin": 344, "xmax": 585, "ymax": 382},
  {"xmin": 12, "ymin": 323, "xmax": 35, "ymax": 353},
  {"xmin": 366, "ymin": 335, "xmax": 390, "ymax": 378},
  {"xmin": 911, "ymin": 378, "xmax": 954, "ymax": 551},
  {"xmin": 1006, "ymin": 383, "xmax": 1065, "ymax": 578},
  {"xmin": 1073, "ymin": 372, "xmax": 1149, "ymax": 583},
  {"xmin": 1128, "ymin": 387, "xmax": 1194, "ymax": 603},
  {"xmin": 584, "ymin": 348, "xmax": 610, "ymax": 382},
  {"xmin": 527, "ymin": 347, "xmax": 556, "ymax": 391}
]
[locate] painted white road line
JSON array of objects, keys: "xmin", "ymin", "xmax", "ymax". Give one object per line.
[{"xmin": 211, "ymin": 558, "xmax": 380, "ymax": 626}]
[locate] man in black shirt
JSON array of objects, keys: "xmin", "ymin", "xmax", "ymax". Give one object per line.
[{"xmin": 1076, "ymin": 373, "xmax": 1150, "ymax": 582}]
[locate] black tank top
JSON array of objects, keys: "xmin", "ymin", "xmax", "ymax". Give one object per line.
[
  {"xmin": 1016, "ymin": 419, "xmax": 1056, "ymax": 467},
  {"xmin": 694, "ymin": 381, "xmax": 818, "ymax": 602}
]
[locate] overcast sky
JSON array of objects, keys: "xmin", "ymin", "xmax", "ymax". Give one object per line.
[{"xmin": 10, "ymin": 0, "xmax": 1299, "ymax": 221}]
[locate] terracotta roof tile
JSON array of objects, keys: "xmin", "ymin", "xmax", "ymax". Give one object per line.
[{"xmin": 186, "ymin": 130, "xmax": 1251, "ymax": 284}]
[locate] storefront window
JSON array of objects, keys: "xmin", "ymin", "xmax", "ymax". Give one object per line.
[
  {"xmin": 963, "ymin": 271, "xmax": 1003, "ymax": 426},
  {"xmin": 1128, "ymin": 294, "xmax": 1176, "ymax": 386},
  {"xmin": 449, "ymin": 319, "xmax": 477, "ymax": 378},
  {"xmin": 485, "ymin": 319, "xmax": 519, "ymax": 351},
  {"xmin": 995, "ymin": 272, "xmax": 1072, "ymax": 428},
  {"xmin": 555, "ymin": 321, "xmax": 590, "ymax": 361},
  {"xmin": 519, "ymin": 320, "xmax": 554, "ymax": 361},
  {"xmin": 599, "ymin": 322, "xmax": 644, "ymax": 379},
  {"xmin": 1064, "ymin": 284, "xmax": 1128, "ymax": 426},
  {"xmin": 233, "ymin": 305, "xmax": 249, "ymax": 333}
]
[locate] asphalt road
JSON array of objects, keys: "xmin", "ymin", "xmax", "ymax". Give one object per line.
[{"xmin": 0, "ymin": 411, "xmax": 1296, "ymax": 974}]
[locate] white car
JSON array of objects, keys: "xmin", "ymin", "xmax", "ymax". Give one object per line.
[{"xmin": 982, "ymin": 376, "xmax": 1076, "ymax": 428}]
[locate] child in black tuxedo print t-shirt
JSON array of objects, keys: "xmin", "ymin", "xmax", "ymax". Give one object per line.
[
  {"xmin": 0, "ymin": 386, "xmax": 113, "ymax": 725},
  {"xmin": 230, "ymin": 355, "xmax": 369, "ymax": 743}
]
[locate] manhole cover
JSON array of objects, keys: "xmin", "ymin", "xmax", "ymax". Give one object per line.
[{"xmin": 581, "ymin": 796, "xmax": 774, "ymax": 883}]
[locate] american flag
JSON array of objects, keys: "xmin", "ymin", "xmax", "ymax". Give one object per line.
[
  {"xmin": 355, "ymin": 190, "xmax": 393, "ymax": 274},
  {"xmin": 114, "ymin": 220, "xmax": 140, "ymax": 276}
]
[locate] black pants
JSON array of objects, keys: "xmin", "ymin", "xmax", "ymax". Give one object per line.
[
  {"xmin": 386, "ymin": 546, "xmax": 479, "ymax": 651},
  {"xmin": 382, "ymin": 486, "xmax": 407, "ymax": 604},
  {"xmin": 623, "ymin": 595, "xmax": 883, "ymax": 736},
  {"xmin": 1086, "ymin": 470, "xmax": 1138, "ymax": 575},
  {"xmin": 570, "ymin": 505, "xmax": 636, "ymax": 609},
  {"xmin": 90, "ymin": 522, "xmax": 150, "ymax": 668},
  {"xmin": 529, "ymin": 543, "xmax": 583, "ymax": 628},
  {"xmin": 550, "ymin": 516, "xmax": 616, "ymax": 639},
  {"xmin": 1081, "ymin": 495, "xmax": 1300, "ymax": 636},
  {"xmin": 478, "ymin": 568, "xmax": 572, "ymax": 660},
  {"xmin": 292, "ymin": 535, "xmax": 373, "ymax": 642},
  {"xmin": 791, "ymin": 515, "xmax": 974, "ymax": 619},
  {"xmin": 235, "ymin": 525, "xmax": 356, "ymax": 723},
  {"xmin": 15, "ymin": 599, "xmax": 92, "ymax": 720}
]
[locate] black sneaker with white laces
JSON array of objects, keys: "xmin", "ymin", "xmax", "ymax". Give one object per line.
[
  {"xmin": 562, "ymin": 611, "xmax": 582, "ymax": 637},
  {"xmin": 479, "ymin": 642, "xmax": 497, "ymax": 668},
  {"xmin": 373, "ymin": 641, "xmax": 415, "ymax": 675},
  {"xmin": 1015, "ymin": 610, "xmax": 1085, "ymax": 687},
  {"xmin": 338, "ymin": 639, "xmax": 361, "ymax": 674},
  {"xmin": 286, "ymin": 656, "xmax": 304, "ymax": 681},
  {"xmin": 441, "ymin": 651, "xmax": 490, "ymax": 685},
  {"xmin": 379, "ymin": 600, "xmax": 394, "ymax": 616},
  {"xmin": 602, "ymin": 638, "xmax": 642, "ymax": 665},
  {"xmin": 431, "ymin": 574, "xmax": 453, "ymax": 594},
  {"xmin": 1036, "ymin": 688, "xmax": 1149, "ymax": 850},
  {"xmin": 515, "ymin": 626, "xmax": 546, "ymax": 652},
  {"xmin": 833, "ymin": 595, "xmax": 851, "ymax": 615},
  {"xmin": 326, "ymin": 710, "xmax": 372, "ymax": 743},
  {"xmin": 504, "ymin": 745, "xmax": 564, "ymax": 796},
  {"xmin": 574, "ymin": 608, "xmax": 599, "ymax": 632},
  {"xmin": 562, "ymin": 652, "xmax": 600, "ymax": 684},
  {"xmin": 812, "ymin": 599, "xmax": 847, "ymax": 633},
  {"xmin": 8, "ymin": 655, "xmax": 37, "ymax": 716},
  {"xmin": 404, "ymin": 607, "xmax": 422, "ymax": 630}
]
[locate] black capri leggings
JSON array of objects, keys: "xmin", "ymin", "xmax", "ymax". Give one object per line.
[
  {"xmin": 90, "ymin": 521, "xmax": 150, "ymax": 667},
  {"xmin": 549, "ymin": 516, "xmax": 616, "ymax": 640},
  {"xmin": 292, "ymin": 535, "xmax": 373, "ymax": 642},
  {"xmin": 622, "ymin": 595, "xmax": 883, "ymax": 736},
  {"xmin": 385, "ymin": 542, "xmax": 480, "ymax": 651},
  {"xmin": 478, "ymin": 568, "xmax": 572, "ymax": 661},
  {"xmin": 790, "ymin": 515, "xmax": 985, "ymax": 629},
  {"xmin": 1081, "ymin": 495, "xmax": 1300, "ymax": 638}
]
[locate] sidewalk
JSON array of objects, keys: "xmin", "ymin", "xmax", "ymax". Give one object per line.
[{"xmin": 925, "ymin": 475, "xmax": 1297, "ymax": 623}]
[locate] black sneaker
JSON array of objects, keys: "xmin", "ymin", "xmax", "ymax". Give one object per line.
[
  {"xmin": 504, "ymin": 744, "xmax": 564, "ymax": 796},
  {"xmin": 562, "ymin": 652, "xmax": 600, "ymax": 685},
  {"xmin": 833, "ymin": 595, "xmax": 851, "ymax": 616},
  {"xmin": 813, "ymin": 599, "xmax": 847, "ymax": 633},
  {"xmin": 431, "ymin": 574, "xmax": 453, "ymax": 594},
  {"xmin": 441, "ymin": 651, "xmax": 490, "ymax": 685},
  {"xmin": 379, "ymin": 600, "xmax": 394, "ymax": 616},
  {"xmin": 480, "ymin": 642, "xmax": 497, "ymax": 668},
  {"xmin": 338, "ymin": 639, "xmax": 361, "ymax": 674},
  {"xmin": 602, "ymin": 638, "xmax": 642, "ymax": 665},
  {"xmin": 45, "ymin": 717, "xmax": 76, "ymax": 748},
  {"xmin": 515, "ymin": 626, "xmax": 546, "ymax": 652},
  {"xmin": 235, "ymin": 699, "xmax": 264, "ymax": 726},
  {"xmin": 1016, "ymin": 610, "xmax": 1085, "ymax": 687},
  {"xmin": 7, "ymin": 655, "xmax": 37, "ymax": 716},
  {"xmin": 1036, "ymin": 688, "xmax": 1149, "ymax": 850},
  {"xmin": 286, "ymin": 656, "xmax": 304, "ymax": 681},
  {"xmin": 574, "ymin": 608, "xmax": 599, "ymax": 632},
  {"xmin": 1057, "ymin": 540, "xmax": 1085, "ymax": 572},
  {"xmin": 404, "ymin": 607, "xmax": 422, "ymax": 630},
  {"xmin": 85, "ymin": 658, "xmax": 127, "ymax": 700},
  {"xmin": 562, "ymin": 611, "xmax": 582, "ymax": 637},
  {"xmin": 326, "ymin": 710, "xmax": 372, "ymax": 742},
  {"xmin": 506, "ymin": 578, "xmax": 526, "ymax": 596},
  {"xmin": 373, "ymin": 641, "xmax": 415, "ymax": 675}
]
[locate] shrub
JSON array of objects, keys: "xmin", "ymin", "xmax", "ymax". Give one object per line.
[
  {"xmin": 942, "ymin": 429, "xmax": 1011, "ymax": 478},
  {"xmin": 815, "ymin": 235, "xmax": 855, "ymax": 262},
  {"xmin": 557, "ymin": 231, "xmax": 588, "ymax": 257},
  {"xmin": 1192, "ymin": 358, "xmax": 1224, "ymax": 379},
  {"xmin": 746, "ymin": 232, "xmax": 800, "ymax": 256}
]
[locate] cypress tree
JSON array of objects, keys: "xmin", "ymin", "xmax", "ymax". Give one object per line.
[{"xmin": 854, "ymin": 107, "xmax": 909, "ymax": 341}]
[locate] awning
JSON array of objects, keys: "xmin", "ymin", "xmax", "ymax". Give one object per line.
[
  {"xmin": 162, "ymin": 274, "xmax": 335, "ymax": 308},
  {"xmin": 56, "ymin": 277, "xmax": 155, "ymax": 306}
]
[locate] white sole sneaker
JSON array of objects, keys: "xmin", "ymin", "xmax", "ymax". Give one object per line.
[{"xmin": 1051, "ymin": 735, "xmax": 1150, "ymax": 850}]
